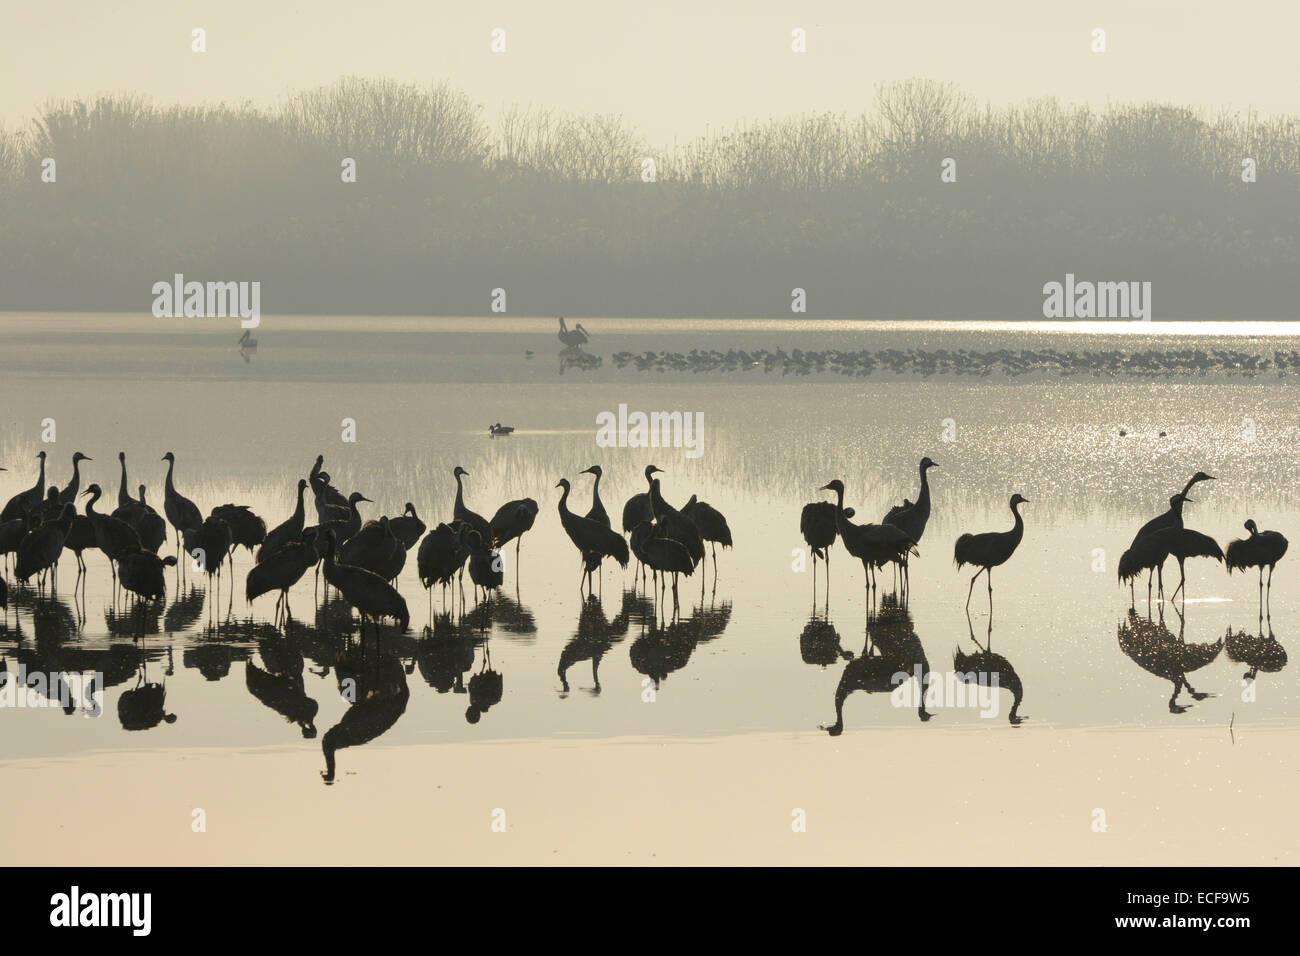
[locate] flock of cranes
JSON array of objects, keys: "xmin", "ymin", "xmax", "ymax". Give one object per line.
[
  {"xmin": 0, "ymin": 448, "xmax": 1291, "ymax": 634},
  {"xmin": 801, "ymin": 458, "xmax": 1034, "ymax": 614},
  {"xmin": 800, "ymin": 458, "xmax": 1289, "ymax": 616},
  {"xmin": 1117, "ymin": 471, "xmax": 1290, "ymax": 610},
  {"xmin": 0, "ymin": 451, "xmax": 735, "ymax": 634}
]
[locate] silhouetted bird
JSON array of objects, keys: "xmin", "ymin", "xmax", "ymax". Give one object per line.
[
  {"xmin": 340, "ymin": 516, "xmax": 405, "ymax": 581},
  {"xmin": 581, "ymin": 466, "xmax": 609, "ymax": 527},
  {"xmin": 822, "ymin": 480, "xmax": 918, "ymax": 593},
  {"xmin": 15, "ymin": 502, "xmax": 74, "ymax": 585},
  {"xmin": 58, "ymin": 452, "xmax": 92, "ymax": 504},
  {"xmin": 621, "ymin": 465, "xmax": 664, "ymax": 534},
  {"xmin": 799, "ymin": 501, "xmax": 855, "ymax": 583},
  {"xmin": 212, "ymin": 504, "xmax": 267, "ymax": 562},
  {"xmin": 388, "ymin": 503, "xmax": 426, "ymax": 550},
  {"xmin": 649, "ymin": 479, "xmax": 705, "ymax": 568},
  {"xmin": 160, "ymin": 452, "xmax": 203, "ymax": 559},
  {"xmin": 466, "ymin": 529, "xmax": 504, "ymax": 599},
  {"xmin": 184, "ymin": 514, "xmax": 233, "ymax": 588},
  {"xmin": 557, "ymin": 478, "xmax": 630, "ymax": 591},
  {"xmin": 1119, "ymin": 523, "xmax": 1222, "ymax": 606},
  {"xmin": 954, "ymin": 494, "xmax": 1028, "ymax": 612},
  {"xmin": 322, "ymin": 530, "xmax": 410, "ymax": 632},
  {"xmin": 490, "ymin": 497, "xmax": 538, "ymax": 562},
  {"xmin": 83, "ymin": 484, "xmax": 142, "ymax": 583},
  {"xmin": 259, "ymin": 478, "xmax": 308, "ymax": 562},
  {"xmin": 132, "ymin": 486, "xmax": 168, "ymax": 554},
  {"xmin": 882, "ymin": 456, "xmax": 937, "ymax": 591},
  {"xmin": 418, "ymin": 522, "xmax": 470, "ymax": 613},
  {"xmin": 246, "ymin": 528, "xmax": 319, "ymax": 622},
  {"xmin": 630, "ymin": 521, "xmax": 694, "ymax": 595},
  {"xmin": 557, "ymin": 316, "xmax": 589, "ymax": 347},
  {"xmin": 1, "ymin": 451, "xmax": 46, "ymax": 522},
  {"xmin": 682, "ymin": 498, "xmax": 732, "ymax": 566},
  {"xmin": 118, "ymin": 550, "xmax": 178, "ymax": 603},
  {"xmin": 451, "ymin": 466, "xmax": 492, "ymax": 544},
  {"xmin": 1226, "ymin": 519, "xmax": 1288, "ymax": 605}
]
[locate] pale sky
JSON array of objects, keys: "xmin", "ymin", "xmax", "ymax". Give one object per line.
[{"xmin": 2, "ymin": 0, "xmax": 1296, "ymax": 143}]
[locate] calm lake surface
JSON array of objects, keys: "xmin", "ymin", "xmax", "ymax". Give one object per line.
[{"xmin": 1, "ymin": 315, "xmax": 1297, "ymax": 776}]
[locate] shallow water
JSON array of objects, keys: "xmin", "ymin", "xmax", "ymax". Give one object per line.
[{"xmin": 0, "ymin": 315, "xmax": 1296, "ymax": 779}]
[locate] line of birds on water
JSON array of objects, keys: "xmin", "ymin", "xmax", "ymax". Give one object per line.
[
  {"xmin": 0, "ymin": 451, "xmax": 736, "ymax": 635},
  {"xmin": 799, "ymin": 457, "xmax": 1288, "ymax": 616},
  {"xmin": 0, "ymin": 447, "xmax": 1290, "ymax": 638},
  {"xmin": 567, "ymin": 317, "xmax": 1300, "ymax": 381},
  {"xmin": 610, "ymin": 346, "xmax": 1300, "ymax": 378}
]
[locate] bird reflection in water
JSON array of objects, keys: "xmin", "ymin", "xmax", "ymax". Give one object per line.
[
  {"xmin": 1117, "ymin": 606, "xmax": 1223, "ymax": 713},
  {"xmin": 628, "ymin": 594, "xmax": 731, "ymax": 692},
  {"xmin": 822, "ymin": 596, "xmax": 931, "ymax": 735},
  {"xmin": 1225, "ymin": 611, "xmax": 1287, "ymax": 685},
  {"xmin": 321, "ymin": 644, "xmax": 409, "ymax": 783},
  {"xmin": 465, "ymin": 642, "xmax": 502, "ymax": 724},
  {"xmin": 415, "ymin": 612, "xmax": 479, "ymax": 695},
  {"xmin": 798, "ymin": 601, "xmax": 853, "ymax": 668},
  {"xmin": 12, "ymin": 588, "xmax": 80, "ymax": 646},
  {"xmin": 558, "ymin": 594, "xmax": 632, "ymax": 695},
  {"xmin": 117, "ymin": 648, "xmax": 177, "ymax": 731},
  {"xmin": 953, "ymin": 613, "xmax": 1026, "ymax": 725},
  {"xmin": 246, "ymin": 630, "xmax": 319, "ymax": 738}
]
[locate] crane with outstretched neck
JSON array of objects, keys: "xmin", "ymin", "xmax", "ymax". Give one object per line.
[{"xmin": 954, "ymin": 494, "xmax": 1028, "ymax": 613}]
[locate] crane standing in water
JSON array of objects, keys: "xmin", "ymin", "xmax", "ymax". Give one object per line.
[
  {"xmin": 954, "ymin": 494, "xmax": 1028, "ymax": 614},
  {"xmin": 882, "ymin": 457, "xmax": 937, "ymax": 596},
  {"xmin": 821, "ymin": 480, "xmax": 918, "ymax": 596},
  {"xmin": 1119, "ymin": 524, "xmax": 1222, "ymax": 609},
  {"xmin": 1226, "ymin": 520, "xmax": 1288, "ymax": 609},
  {"xmin": 161, "ymin": 452, "xmax": 203, "ymax": 567},
  {"xmin": 556, "ymin": 478, "xmax": 629, "ymax": 593}
]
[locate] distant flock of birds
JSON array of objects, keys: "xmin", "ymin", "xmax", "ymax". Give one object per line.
[
  {"xmin": 610, "ymin": 346, "xmax": 1300, "ymax": 379},
  {"xmin": 0, "ymin": 449, "xmax": 1288, "ymax": 634}
]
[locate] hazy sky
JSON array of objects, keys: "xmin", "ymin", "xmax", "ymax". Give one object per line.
[{"xmin": 2, "ymin": 1, "xmax": 1297, "ymax": 143}]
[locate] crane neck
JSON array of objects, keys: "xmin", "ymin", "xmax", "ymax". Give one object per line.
[
  {"xmin": 118, "ymin": 457, "xmax": 130, "ymax": 507},
  {"xmin": 34, "ymin": 456, "xmax": 45, "ymax": 494},
  {"xmin": 556, "ymin": 483, "xmax": 570, "ymax": 514},
  {"xmin": 293, "ymin": 483, "xmax": 305, "ymax": 519},
  {"xmin": 164, "ymin": 458, "xmax": 176, "ymax": 496},
  {"xmin": 85, "ymin": 488, "xmax": 101, "ymax": 517},
  {"xmin": 1009, "ymin": 501, "xmax": 1025, "ymax": 538},
  {"xmin": 454, "ymin": 473, "xmax": 466, "ymax": 512},
  {"xmin": 917, "ymin": 465, "xmax": 931, "ymax": 507}
]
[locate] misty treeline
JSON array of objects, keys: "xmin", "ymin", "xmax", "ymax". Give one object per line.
[{"xmin": 1, "ymin": 77, "xmax": 1296, "ymax": 317}]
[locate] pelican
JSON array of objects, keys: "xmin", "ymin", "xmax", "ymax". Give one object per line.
[{"xmin": 558, "ymin": 316, "xmax": 589, "ymax": 347}]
